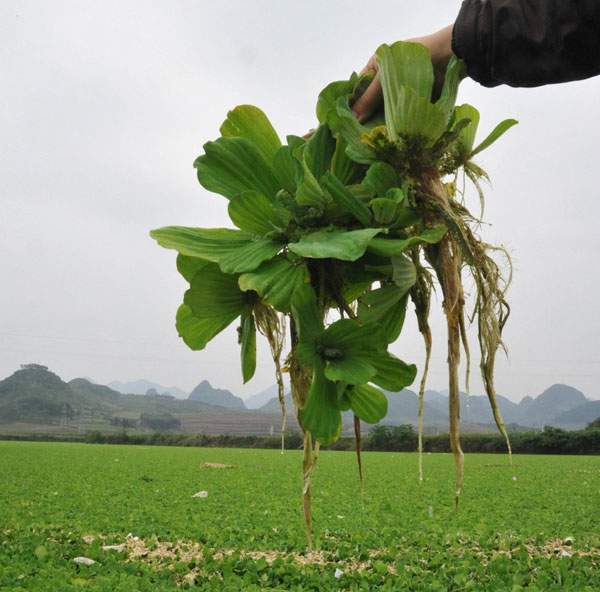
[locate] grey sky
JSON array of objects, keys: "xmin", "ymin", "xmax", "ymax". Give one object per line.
[{"xmin": 2, "ymin": 1, "xmax": 599, "ymax": 402}]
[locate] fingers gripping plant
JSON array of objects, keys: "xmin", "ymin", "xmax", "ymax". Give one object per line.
[{"xmin": 152, "ymin": 42, "xmax": 516, "ymax": 550}]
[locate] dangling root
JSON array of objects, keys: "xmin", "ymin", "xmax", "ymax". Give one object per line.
[
  {"xmin": 354, "ymin": 415, "xmax": 365, "ymax": 510},
  {"xmin": 427, "ymin": 234, "xmax": 465, "ymax": 511},
  {"xmin": 411, "ymin": 251, "xmax": 433, "ymax": 497},
  {"xmin": 302, "ymin": 431, "xmax": 319, "ymax": 553},
  {"xmin": 255, "ymin": 305, "xmax": 287, "ymax": 453}
]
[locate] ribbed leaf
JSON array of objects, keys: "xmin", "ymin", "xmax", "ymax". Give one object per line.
[
  {"xmin": 376, "ymin": 41, "xmax": 434, "ymax": 140},
  {"xmin": 290, "ymin": 284, "xmax": 323, "ymax": 344},
  {"xmin": 391, "ymin": 87, "xmax": 446, "ymax": 145},
  {"xmin": 272, "ymin": 146, "xmax": 299, "ymax": 193},
  {"xmin": 369, "ymin": 198, "xmax": 398, "ymax": 225},
  {"xmin": 452, "ymin": 104, "xmax": 480, "ymax": 154},
  {"xmin": 294, "ymin": 147, "xmax": 326, "ymax": 210},
  {"xmin": 358, "ymin": 286, "xmax": 409, "ymax": 342},
  {"xmin": 239, "ymin": 257, "xmax": 309, "ymax": 313},
  {"xmin": 391, "ymin": 255, "xmax": 417, "ymax": 293},
  {"xmin": 320, "ymin": 319, "xmax": 386, "ymax": 353},
  {"xmin": 471, "ymin": 119, "xmax": 518, "ymax": 157},
  {"xmin": 176, "ymin": 304, "xmax": 233, "ymax": 350},
  {"xmin": 240, "ymin": 313, "xmax": 256, "ymax": 383},
  {"xmin": 365, "ymin": 352, "xmax": 417, "ymax": 391},
  {"xmin": 321, "ymin": 171, "xmax": 371, "ymax": 226},
  {"xmin": 435, "ymin": 56, "xmax": 466, "ymax": 123},
  {"xmin": 194, "ymin": 137, "xmax": 281, "ymax": 200},
  {"xmin": 176, "ymin": 255, "xmax": 209, "ymax": 283},
  {"xmin": 289, "ymin": 228, "xmax": 382, "ymax": 261},
  {"xmin": 219, "ymin": 239, "xmax": 283, "ymax": 274},
  {"xmin": 151, "ymin": 227, "xmax": 252, "ymax": 262},
  {"xmin": 219, "ymin": 105, "xmax": 282, "ymax": 165},
  {"xmin": 325, "ymin": 356, "xmax": 376, "ymax": 385},
  {"xmin": 304, "ymin": 124, "xmax": 335, "ymax": 180},
  {"xmin": 368, "ymin": 225, "xmax": 447, "ymax": 257},
  {"xmin": 316, "ymin": 76, "xmax": 358, "ymax": 123},
  {"xmin": 298, "ymin": 366, "xmax": 342, "ymax": 446},
  {"xmin": 228, "ymin": 191, "xmax": 288, "ymax": 235},
  {"xmin": 327, "ymin": 98, "xmax": 377, "ymax": 164},
  {"xmin": 184, "ymin": 264, "xmax": 247, "ymax": 319},
  {"xmin": 345, "ymin": 384, "xmax": 388, "ymax": 424},
  {"xmin": 331, "ymin": 137, "xmax": 365, "ymax": 185},
  {"xmin": 362, "ymin": 162, "xmax": 401, "ymax": 196}
]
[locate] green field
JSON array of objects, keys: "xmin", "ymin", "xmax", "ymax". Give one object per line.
[{"xmin": 1, "ymin": 442, "xmax": 598, "ymax": 590}]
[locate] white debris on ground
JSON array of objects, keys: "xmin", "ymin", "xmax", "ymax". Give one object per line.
[
  {"xmin": 126, "ymin": 533, "xmax": 140, "ymax": 541},
  {"xmin": 564, "ymin": 536, "xmax": 575, "ymax": 544},
  {"xmin": 101, "ymin": 545, "xmax": 125, "ymax": 552},
  {"xmin": 428, "ymin": 506, "xmax": 434, "ymax": 518},
  {"xmin": 192, "ymin": 491, "xmax": 208, "ymax": 498},
  {"xmin": 334, "ymin": 568, "xmax": 343, "ymax": 579},
  {"xmin": 336, "ymin": 515, "xmax": 344, "ymax": 519},
  {"xmin": 513, "ymin": 476, "xmax": 517, "ymax": 481},
  {"xmin": 73, "ymin": 557, "xmax": 96, "ymax": 566}
]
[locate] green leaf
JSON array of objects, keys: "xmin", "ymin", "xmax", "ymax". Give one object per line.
[
  {"xmin": 294, "ymin": 147, "xmax": 326, "ymax": 210},
  {"xmin": 365, "ymin": 352, "xmax": 417, "ymax": 391},
  {"xmin": 176, "ymin": 304, "xmax": 234, "ymax": 350},
  {"xmin": 331, "ymin": 137, "xmax": 365, "ymax": 185},
  {"xmin": 391, "ymin": 87, "xmax": 447, "ymax": 145},
  {"xmin": 327, "ymin": 98, "xmax": 377, "ymax": 164},
  {"xmin": 316, "ymin": 76, "xmax": 358, "ymax": 123},
  {"xmin": 369, "ymin": 198, "xmax": 398, "ymax": 226},
  {"xmin": 319, "ymin": 319, "xmax": 386, "ymax": 353},
  {"xmin": 219, "ymin": 239, "xmax": 283, "ymax": 274},
  {"xmin": 289, "ymin": 228, "xmax": 382, "ymax": 261},
  {"xmin": 240, "ymin": 313, "xmax": 256, "ymax": 383},
  {"xmin": 219, "ymin": 105, "xmax": 282, "ymax": 165},
  {"xmin": 184, "ymin": 264, "xmax": 248, "ymax": 319},
  {"xmin": 151, "ymin": 227, "xmax": 252, "ymax": 262},
  {"xmin": 367, "ymin": 225, "xmax": 447, "ymax": 257},
  {"xmin": 228, "ymin": 191, "xmax": 289, "ymax": 235},
  {"xmin": 298, "ymin": 366, "xmax": 342, "ymax": 446},
  {"xmin": 452, "ymin": 104, "xmax": 480, "ymax": 154},
  {"xmin": 325, "ymin": 356, "xmax": 376, "ymax": 385},
  {"xmin": 435, "ymin": 56, "xmax": 466, "ymax": 123},
  {"xmin": 176, "ymin": 255, "xmax": 209, "ymax": 283},
  {"xmin": 321, "ymin": 171, "xmax": 372, "ymax": 226},
  {"xmin": 470, "ymin": 118, "xmax": 518, "ymax": 157},
  {"xmin": 290, "ymin": 284, "xmax": 323, "ymax": 344},
  {"xmin": 362, "ymin": 162, "xmax": 402, "ymax": 196},
  {"xmin": 376, "ymin": 41, "xmax": 435, "ymax": 140},
  {"xmin": 345, "ymin": 384, "xmax": 388, "ymax": 424},
  {"xmin": 376, "ymin": 41, "xmax": 434, "ymax": 101},
  {"xmin": 358, "ymin": 285, "xmax": 409, "ymax": 342},
  {"xmin": 304, "ymin": 124, "xmax": 335, "ymax": 180},
  {"xmin": 194, "ymin": 137, "xmax": 281, "ymax": 200},
  {"xmin": 239, "ymin": 257, "xmax": 309, "ymax": 313},
  {"xmin": 391, "ymin": 254, "xmax": 417, "ymax": 293},
  {"xmin": 272, "ymin": 146, "xmax": 299, "ymax": 193}
]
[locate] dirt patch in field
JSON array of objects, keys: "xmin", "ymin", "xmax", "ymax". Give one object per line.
[
  {"xmin": 200, "ymin": 462, "xmax": 233, "ymax": 469},
  {"xmin": 83, "ymin": 534, "xmax": 599, "ymax": 585}
]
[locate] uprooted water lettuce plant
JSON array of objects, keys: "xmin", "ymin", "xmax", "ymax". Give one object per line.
[{"xmin": 151, "ymin": 41, "xmax": 517, "ymax": 550}]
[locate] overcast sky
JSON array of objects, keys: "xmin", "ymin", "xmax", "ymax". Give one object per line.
[{"xmin": 2, "ymin": 1, "xmax": 600, "ymax": 403}]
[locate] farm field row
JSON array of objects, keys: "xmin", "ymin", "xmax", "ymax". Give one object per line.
[{"xmin": 0, "ymin": 442, "xmax": 598, "ymax": 590}]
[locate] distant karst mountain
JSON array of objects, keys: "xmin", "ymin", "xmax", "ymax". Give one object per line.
[
  {"xmin": 0, "ymin": 366, "xmax": 230, "ymax": 424},
  {"xmin": 245, "ymin": 384, "xmax": 282, "ymax": 410},
  {"xmin": 107, "ymin": 379, "xmax": 188, "ymax": 399},
  {"xmin": 188, "ymin": 380, "xmax": 247, "ymax": 410},
  {"xmin": 256, "ymin": 383, "xmax": 599, "ymax": 430}
]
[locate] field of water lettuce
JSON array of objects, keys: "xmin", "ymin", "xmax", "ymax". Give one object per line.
[{"xmin": 1, "ymin": 441, "xmax": 598, "ymax": 590}]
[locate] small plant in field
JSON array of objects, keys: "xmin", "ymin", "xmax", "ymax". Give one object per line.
[{"xmin": 151, "ymin": 42, "xmax": 516, "ymax": 549}]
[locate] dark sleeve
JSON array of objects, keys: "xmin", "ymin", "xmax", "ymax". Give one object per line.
[{"xmin": 452, "ymin": 0, "xmax": 600, "ymax": 87}]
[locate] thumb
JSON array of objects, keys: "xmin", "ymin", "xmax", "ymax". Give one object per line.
[{"xmin": 352, "ymin": 71, "xmax": 383, "ymax": 124}]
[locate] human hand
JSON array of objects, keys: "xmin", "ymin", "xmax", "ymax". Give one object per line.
[{"xmin": 352, "ymin": 25, "xmax": 456, "ymax": 124}]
